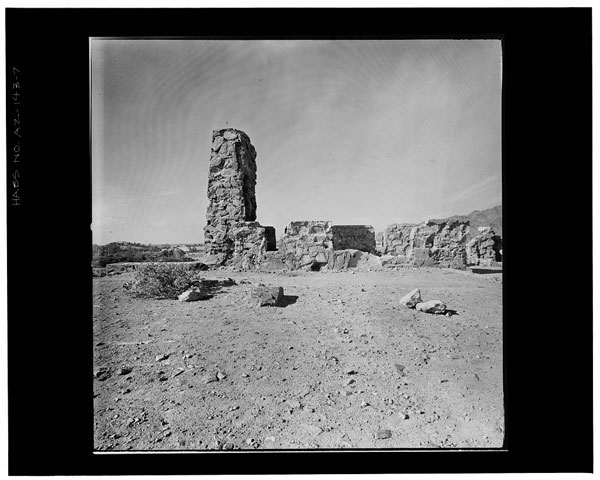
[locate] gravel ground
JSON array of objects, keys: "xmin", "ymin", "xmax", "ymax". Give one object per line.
[{"xmin": 93, "ymin": 267, "xmax": 503, "ymax": 450}]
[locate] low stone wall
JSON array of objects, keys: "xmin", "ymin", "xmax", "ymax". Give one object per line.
[
  {"xmin": 382, "ymin": 218, "xmax": 502, "ymax": 269},
  {"xmin": 331, "ymin": 225, "xmax": 376, "ymax": 253},
  {"xmin": 466, "ymin": 228, "xmax": 502, "ymax": 266},
  {"xmin": 382, "ymin": 219, "xmax": 470, "ymax": 269},
  {"xmin": 279, "ymin": 221, "xmax": 333, "ymax": 270}
]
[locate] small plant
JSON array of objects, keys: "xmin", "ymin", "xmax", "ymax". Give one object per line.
[{"xmin": 128, "ymin": 263, "xmax": 202, "ymax": 299}]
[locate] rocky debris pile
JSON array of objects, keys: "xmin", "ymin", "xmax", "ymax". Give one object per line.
[
  {"xmin": 93, "ymin": 267, "xmax": 107, "ymax": 277},
  {"xmin": 331, "ymin": 225, "xmax": 376, "ymax": 253},
  {"xmin": 178, "ymin": 277, "xmax": 237, "ymax": 301},
  {"xmin": 256, "ymin": 251, "xmax": 288, "ymax": 273},
  {"xmin": 399, "ymin": 288, "xmax": 447, "ymax": 315},
  {"xmin": 331, "ymin": 249, "xmax": 382, "ymax": 271},
  {"xmin": 203, "ymin": 128, "xmax": 274, "ymax": 268},
  {"xmin": 466, "ymin": 227, "xmax": 502, "ymax": 266},
  {"xmin": 250, "ymin": 285, "xmax": 284, "ymax": 306},
  {"xmin": 382, "ymin": 216, "xmax": 501, "ymax": 269}
]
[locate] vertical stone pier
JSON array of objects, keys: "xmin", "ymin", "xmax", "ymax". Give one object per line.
[{"xmin": 203, "ymin": 128, "xmax": 275, "ymax": 266}]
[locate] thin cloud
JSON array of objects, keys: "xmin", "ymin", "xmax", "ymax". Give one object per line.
[{"xmin": 445, "ymin": 174, "xmax": 501, "ymax": 206}]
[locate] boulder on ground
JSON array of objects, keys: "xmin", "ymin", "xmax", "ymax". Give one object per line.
[
  {"xmin": 178, "ymin": 288, "xmax": 209, "ymax": 302},
  {"xmin": 415, "ymin": 300, "xmax": 447, "ymax": 314},
  {"xmin": 399, "ymin": 288, "xmax": 422, "ymax": 308},
  {"xmin": 250, "ymin": 286, "xmax": 284, "ymax": 307}
]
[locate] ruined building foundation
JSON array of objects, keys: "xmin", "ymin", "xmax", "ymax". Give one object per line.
[{"xmin": 203, "ymin": 129, "xmax": 275, "ymax": 265}]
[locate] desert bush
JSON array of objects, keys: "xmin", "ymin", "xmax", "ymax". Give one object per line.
[{"xmin": 128, "ymin": 263, "xmax": 202, "ymax": 299}]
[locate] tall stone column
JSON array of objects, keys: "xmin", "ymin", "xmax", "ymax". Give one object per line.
[{"xmin": 204, "ymin": 128, "xmax": 274, "ymax": 265}]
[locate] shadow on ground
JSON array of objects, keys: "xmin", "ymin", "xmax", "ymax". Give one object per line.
[
  {"xmin": 470, "ymin": 268, "xmax": 502, "ymax": 275},
  {"xmin": 278, "ymin": 295, "xmax": 299, "ymax": 307}
]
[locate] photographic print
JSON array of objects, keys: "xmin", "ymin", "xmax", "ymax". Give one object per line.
[{"xmin": 91, "ymin": 38, "xmax": 503, "ymax": 451}]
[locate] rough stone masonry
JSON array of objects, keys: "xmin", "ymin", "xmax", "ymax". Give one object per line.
[{"xmin": 203, "ymin": 129, "xmax": 275, "ymax": 266}]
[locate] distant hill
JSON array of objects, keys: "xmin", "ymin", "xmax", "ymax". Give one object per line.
[
  {"xmin": 462, "ymin": 205, "xmax": 502, "ymax": 237},
  {"xmin": 428, "ymin": 204, "xmax": 502, "ymax": 236}
]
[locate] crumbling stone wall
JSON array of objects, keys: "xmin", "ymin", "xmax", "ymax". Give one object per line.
[
  {"xmin": 331, "ymin": 225, "xmax": 376, "ymax": 253},
  {"xmin": 203, "ymin": 129, "xmax": 272, "ymax": 265},
  {"xmin": 466, "ymin": 228, "xmax": 502, "ymax": 266},
  {"xmin": 383, "ymin": 217, "xmax": 501, "ymax": 269},
  {"xmin": 279, "ymin": 221, "xmax": 334, "ymax": 270},
  {"xmin": 383, "ymin": 219, "xmax": 470, "ymax": 269},
  {"xmin": 279, "ymin": 222, "xmax": 381, "ymax": 271},
  {"xmin": 382, "ymin": 224, "xmax": 415, "ymax": 258}
]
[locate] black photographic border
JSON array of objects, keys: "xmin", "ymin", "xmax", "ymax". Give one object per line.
[{"xmin": 5, "ymin": 7, "xmax": 592, "ymax": 475}]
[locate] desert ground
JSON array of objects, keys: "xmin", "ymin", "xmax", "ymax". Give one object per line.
[{"xmin": 93, "ymin": 266, "xmax": 503, "ymax": 450}]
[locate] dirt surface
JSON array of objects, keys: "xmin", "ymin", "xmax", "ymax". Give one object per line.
[{"xmin": 93, "ymin": 267, "xmax": 503, "ymax": 450}]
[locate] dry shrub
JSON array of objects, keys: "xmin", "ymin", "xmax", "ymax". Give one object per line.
[{"xmin": 128, "ymin": 263, "xmax": 203, "ymax": 299}]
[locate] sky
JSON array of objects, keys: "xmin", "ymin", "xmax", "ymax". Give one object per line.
[{"xmin": 91, "ymin": 39, "xmax": 502, "ymax": 245}]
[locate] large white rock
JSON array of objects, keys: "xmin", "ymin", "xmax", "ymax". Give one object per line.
[
  {"xmin": 399, "ymin": 288, "xmax": 422, "ymax": 308},
  {"xmin": 178, "ymin": 288, "xmax": 208, "ymax": 302},
  {"xmin": 415, "ymin": 300, "xmax": 447, "ymax": 314}
]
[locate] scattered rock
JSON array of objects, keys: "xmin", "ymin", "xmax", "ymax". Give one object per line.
[
  {"xmin": 216, "ymin": 371, "xmax": 227, "ymax": 380},
  {"xmin": 415, "ymin": 300, "xmax": 447, "ymax": 314},
  {"xmin": 344, "ymin": 378, "xmax": 355, "ymax": 386},
  {"xmin": 116, "ymin": 367, "xmax": 132, "ymax": 376},
  {"xmin": 178, "ymin": 288, "xmax": 209, "ymax": 302},
  {"xmin": 399, "ymin": 288, "xmax": 422, "ymax": 308},
  {"xmin": 156, "ymin": 354, "xmax": 169, "ymax": 362},
  {"xmin": 93, "ymin": 367, "xmax": 110, "ymax": 379},
  {"xmin": 202, "ymin": 372, "xmax": 219, "ymax": 384},
  {"xmin": 250, "ymin": 286, "xmax": 284, "ymax": 307},
  {"xmin": 222, "ymin": 442, "xmax": 235, "ymax": 450},
  {"xmin": 345, "ymin": 368, "xmax": 357, "ymax": 375},
  {"xmin": 394, "ymin": 364, "xmax": 406, "ymax": 376},
  {"xmin": 375, "ymin": 428, "xmax": 392, "ymax": 439}
]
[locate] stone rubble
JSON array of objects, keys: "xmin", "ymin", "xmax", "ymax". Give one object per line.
[
  {"xmin": 399, "ymin": 288, "xmax": 423, "ymax": 308},
  {"xmin": 415, "ymin": 300, "xmax": 447, "ymax": 314}
]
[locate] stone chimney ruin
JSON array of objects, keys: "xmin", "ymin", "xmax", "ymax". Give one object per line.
[{"xmin": 203, "ymin": 128, "xmax": 275, "ymax": 266}]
